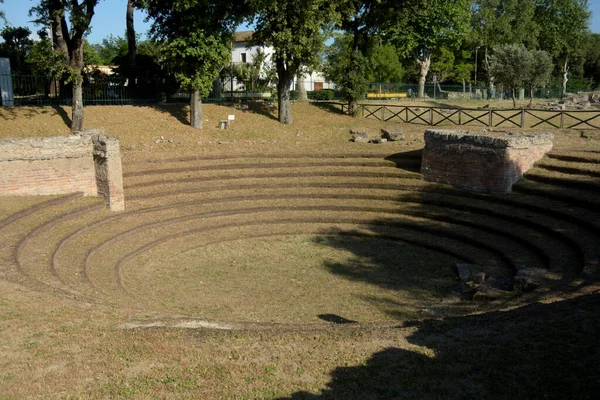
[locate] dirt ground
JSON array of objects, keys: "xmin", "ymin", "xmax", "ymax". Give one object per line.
[{"xmin": 0, "ymin": 102, "xmax": 599, "ymax": 399}]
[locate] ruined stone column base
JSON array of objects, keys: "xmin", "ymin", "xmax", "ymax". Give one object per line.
[{"xmin": 421, "ymin": 129, "xmax": 554, "ymax": 194}]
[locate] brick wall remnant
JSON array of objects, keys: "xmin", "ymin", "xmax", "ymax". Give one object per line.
[
  {"xmin": 421, "ymin": 129, "xmax": 554, "ymax": 194},
  {"xmin": 0, "ymin": 133, "xmax": 125, "ymax": 211}
]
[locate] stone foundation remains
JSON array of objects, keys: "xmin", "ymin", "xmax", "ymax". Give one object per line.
[
  {"xmin": 421, "ymin": 129, "xmax": 554, "ymax": 194},
  {"xmin": 0, "ymin": 132, "xmax": 125, "ymax": 211}
]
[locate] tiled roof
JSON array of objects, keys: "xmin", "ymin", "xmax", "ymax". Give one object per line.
[{"xmin": 233, "ymin": 31, "xmax": 254, "ymax": 43}]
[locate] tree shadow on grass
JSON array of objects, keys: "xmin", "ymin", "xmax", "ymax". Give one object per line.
[
  {"xmin": 281, "ymin": 292, "xmax": 600, "ymax": 400},
  {"xmin": 154, "ymin": 103, "xmax": 190, "ymax": 126},
  {"xmin": 51, "ymin": 105, "xmax": 72, "ymax": 128},
  {"xmin": 0, "ymin": 106, "xmax": 53, "ymax": 122},
  {"xmin": 310, "ymin": 101, "xmax": 347, "ymax": 116},
  {"xmin": 241, "ymin": 101, "xmax": 279, "ymax": 121}
]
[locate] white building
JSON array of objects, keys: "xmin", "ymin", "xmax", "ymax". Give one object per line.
[
  {"xmin": 231, "ymin": 31, "xmax": 274, "ymax": 65},
  {"xmin": 227, "ymin": 31, "xmax": 334, "ymax": 93}
]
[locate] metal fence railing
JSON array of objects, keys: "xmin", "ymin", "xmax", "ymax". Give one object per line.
[
  {"xmin": 364, "ymin": 83, "xmax": 567, "ymax": 101},
  {"xmin": 0, "ymin": 74, "xmax": 579, "ymax": 107}
]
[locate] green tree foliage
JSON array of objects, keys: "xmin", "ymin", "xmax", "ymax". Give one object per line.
[
  {"xmin": 471, "ymin": 0, "xmax": 539, "ymax": 96},
  {"xmin": 490, "ymin": 44, "xmax": 552, "ymax": 107},
  {"xmin": 454, "ymin": 62, "xmax": 474, "ymax": 92},
  {"xmin": 323, "ymin": 33, "xmax": 369, "ymax": 109},
  {"xmin": 524, "ymin": 49, "xmax": 553, "ymax": 105},
  {"xmin": 249, "ymin": 0, "xmax": 333, "ymax": 124},
  {"xmin": 582, "ymin": 33, "xmax": 600, "ymax": 88},
  {"xmin": 328, "ymin": 0, "xmax": 409, "ymax": 115},
  {"xmin": 83, "ymin": 40, "xmax": 102, "ymax": 65},
  {"xmin": 390, "ymin": 0, "xmax": 470, "ymax": 98},
  {"xmin": 0, "ymin": 26, "xmax": 34, "ymax": 74},
  {"xmin": 112, "ymin": 39, "xmax": 163, "ymax": 79},
  {"xmin": 142, "ymin": 0, "xmax": 248, "ymax": 128},
  {"xmin": 92, "ymin": 34, "xmax": 128, "ymax": 65},
  {"xmin": 490, "ymin": 44, "xmax": 531, "ymax": 106},
  {"xmin": 431, "ymin": 47, "xmax": 455, "ymax": 83},
  {"xmin": 25, "ymin": 29, "xmax": 67, "ymax": 76},
  {"xmin": 535, "ymin": 0, "xmax": 590, "ymax": 97},
  {"xmin": 366, "ymin": 43, "xmax": 404, "ymax": 83},
  {"xmin": 324, "ymin": 33, "xmax": 403, "ymax": 103}
]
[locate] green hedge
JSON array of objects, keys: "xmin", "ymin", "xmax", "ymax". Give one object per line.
[{"xmin": 307, "ymin": 89, "xmax": 335, "ymax": 101}]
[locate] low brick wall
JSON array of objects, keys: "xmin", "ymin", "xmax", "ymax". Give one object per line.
[
  {"xmin": 421, "ymin": 129, "xmax": 554, "ymax": 194},
  {"xmin": 0, "ymin": 133, "xmax": 124, "ymax": 211}
]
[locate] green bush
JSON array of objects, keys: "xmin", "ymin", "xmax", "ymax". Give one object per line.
[{"xmin": 307, "ymin": 89, "xmax": 334, "ymax": 101}]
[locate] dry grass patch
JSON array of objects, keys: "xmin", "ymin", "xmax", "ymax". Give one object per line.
[{"xmin": 0, "ymin": 101, "xmax": 600, "ymax": 399}]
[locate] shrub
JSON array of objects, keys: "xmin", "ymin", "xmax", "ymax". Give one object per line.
[{"xmin": 307, "ymin": 89, "xmax": 334, "ymax": 101}]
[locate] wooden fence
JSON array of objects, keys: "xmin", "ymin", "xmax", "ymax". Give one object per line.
[{"xmin": 329, "ymin": 102, "xmax": 600, "ymax": 130}]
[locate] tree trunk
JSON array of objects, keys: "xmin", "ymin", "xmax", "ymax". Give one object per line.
[
  {"xmin": 296, "ymin": 70, "xmax": 307, "ymax": 101},
  {"xmin": 190, "ymin": 90, "xmax": 202, "ymax": 129},
  {"xmin": 488, "ymin": 81, "xmax": 495, "ymax": 100},
  {"xmin": 417, "ymin": 53, "xmax": 431, "ymax": 99},
  {"xmin": 126, "ymin": 0, "xmax": 137, "ymax": 96},
  {"xmin": 347, "ymin": 26, "xmax": 362, "ymax": 116},
  {"xmin": 483, "ymin": 48, "xmax": 495, "ymax": 100},
  {"xmin": 70, "ymin": 40, "xmax": 85, "ymax": 132},
  {"xmin": 511, "ymin": 88, "xmax": 516, "ymax": 108},
  {"xmin": 528, "ymin": 86, "xmax": 534, "ymax": 108},
  {"xmin": 462, "ymin": 78, "xmax": 466, "ymax": 93},
  {"xmin": 277, "ymin": 77, "xmax": 293, "ymax": 125},
  {"xmin": 71, "ymin": 79, "xmax": 84, "ymax": 132},
  {"xmin": 562, "ymin": 59, "xmax": 569, "ymax": 98},
  {"xmin": 275, "ymin": 55, "xmax": 294, "ymax": 125},
  {"xmin": 50, "ymin": 2, "xmax": 69, "ymax": 59}
]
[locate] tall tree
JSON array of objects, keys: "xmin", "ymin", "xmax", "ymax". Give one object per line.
[
  {"xmin": 30, "ymin": 0, "xmax": 101, "ymax": 132},
  {"xmin": 391, "ymin": 0, "xmax": 470, "ymax": 98},
  {"xmin": 535, "ymin": 0, "xmax": 590, "ymax": 97},
  {"xmin": 0, "ymin": 26, "xmax": 34, "ymax": 74},
  {"xmin": 126, "ymin": 0, "xmax": 136, "ymax": 92},
  {"xmin": 582, "ymin": 33, "xmax": 600, "ymax": 88},
  {"xmin": 91, "ymin": 34, "xmax": 128, "ymax": 65},
  {"xmin": 365, "ymin": 43, "xmax": 404, "ymax": 83},
  {"xmin": 249, "ymin": 0, "xmax": 334, "ymax": 124},
  {"xmin": 142, "ymin": 0, "xmax": 248, "ymax": 128},
  {"xmin": 472, "ymin": 0, "xmax": 540, "ymax": 98},
  {"xmin": 324, "ymin": 34, "xmax": 403, "ymax": 102},
  {"xmin": 323, "ymin": 32, "xmax": 370, "ymax": 114},
  {"xmin": 490, "ymin": 44, "xmax": 533, "ymax": 107},
  {"xmin": 524, "ymin": 49, "xmax": 553, "ymax": 106},
  {"xmin": 331, "ymin": 0, "xmax": 407, "ymax": 115}
]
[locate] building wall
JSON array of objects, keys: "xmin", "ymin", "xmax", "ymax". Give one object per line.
[{"xmin": 228, "ymin": 39, "xmax": 335, "ymax": 93}]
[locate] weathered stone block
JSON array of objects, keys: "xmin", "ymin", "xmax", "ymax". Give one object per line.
[
  {"xmin": 350, "ymin": 129, "xmax": 369, "ymax": 143},
  {"xmin": 93, "ymin": 135, "xmax": 125, "ymax": 211},
  {"xmin": 381, "ymin": 128, "xmax": 405, "ymax": 141},
  {"xmin": 421, "ymin": 129, "xmax": 554, "ymax": 194}
]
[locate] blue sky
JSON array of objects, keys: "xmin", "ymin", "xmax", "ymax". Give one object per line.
[{"xmin": 2, "ymin": 0, "xmax": 600, "ymax": 44}]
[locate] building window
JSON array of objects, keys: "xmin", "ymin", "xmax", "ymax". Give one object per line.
[{"xmin": 241, "ymin": 53, "xmax": 247, "ymax": 63}]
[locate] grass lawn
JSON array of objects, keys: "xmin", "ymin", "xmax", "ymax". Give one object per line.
[{"xmin": 0, "ymin": 101, "xmax": 599, "ymax": 399}]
